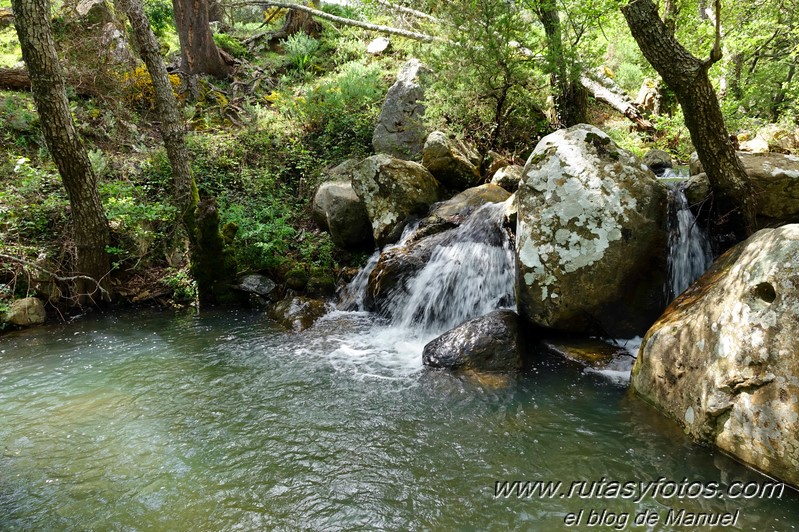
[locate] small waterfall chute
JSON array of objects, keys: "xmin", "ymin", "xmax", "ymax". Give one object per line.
[
  {"xmin": 666, "ymin": 184, "xmax": 713, "ymax": 301},
  {"xmin": 339, "ymin": 201, "xmax": 515, "ymax": 335}
]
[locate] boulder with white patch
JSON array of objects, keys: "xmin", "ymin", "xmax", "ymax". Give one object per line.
[
  {"xmin": 516, "ymin": 124, "xmax": 667, "ymax": 336},
  {"xmin": 632, "ymin": 225, "xmax": 799, "ymax": 488},
  {"xmin": 686, "ymin": 152, "xmax": 799, "ymax": 223},
  {"xmin": 351, "ymin": 154, "xmax": 442, "ymax": 246}
]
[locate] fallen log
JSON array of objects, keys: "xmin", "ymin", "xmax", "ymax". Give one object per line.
[
  {"xmin": 0, "ymin": 67, "xmax": 100, "ymax": 96},
  {"xmin": 580, "ymin": 73, "xmax": 655, "ymax": 133}
]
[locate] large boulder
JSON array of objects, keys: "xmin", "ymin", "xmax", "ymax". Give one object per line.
[
  {"xmin": 642, "ymin": 148, "xmax": 673, "ymax": 177},
  {"xmin": 490, "ymin": 164, "xmax": 523, "ymax": 193},
  {"xmin": 312, "ymin": 165, "xmax": 374, "ymax": 249},
  {"xmin": 5, "ymin": 297, "xmax": 46, "ymax": 326},
  {"xmin": 422, "ymin": 131, "xmax": 482, "ymax": 190},
  {"xmin": 516, "ymin": 124, "xmax": 668, "ymax": 337},
  {"xmin": 632, "ymin": 225, "xmax": 799, "ymax": 487},
  {"xmin": 350, "ymin": 154, "xmax": 441, "ymax": 246},
  {"xmin": 365, "ymin": 185, "xmax": 510, "ymax": 314},
  {"xmin": 685, "ymin": 153, "xmax": 799, "ymax": 222},
  {"xmin": 422, "ymin": 310, "xmax": 525, "ymax": 372},
  {"xmin": 372, "ymin": 58, "xmax": 431, "ymax": 160}
]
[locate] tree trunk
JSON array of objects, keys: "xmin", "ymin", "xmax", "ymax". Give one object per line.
[
  {"xmin": 0, "ymin": 66, "xmax": 101, "ymax": 95},
  {"xmin": 172, "ymin": 0, "xmax": 233, "ymax": 79},
  {"xmin": 537, "ymin": 0, "xmax": 587, "ymax": 128},
  {"xmin": 11, "ymin": 0, "xmax": 111, "ymax": 304},
  {"xmin": 580, "ymin": 73, "xmax": 654, "ymax": 133},
  {"xmin": 119, "ymin": 0, "xmax": 238, "ymax": 306},
  {"xmin": 622, "ymin": 0, "xmax": 756, "ymax": 241}
]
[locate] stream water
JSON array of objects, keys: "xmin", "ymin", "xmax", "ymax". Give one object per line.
[
  {"xmin": 2, "ymin": 201, "xmax": 798, "ymax": 529},
  {"xmin": 1, "ymin": 310, "xmax": 798, "ymax": 530}
]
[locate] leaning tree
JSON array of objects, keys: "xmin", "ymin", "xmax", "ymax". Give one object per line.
[
  {"xmin": 11, "ymin": 0, "xmax": 112, "ymax": 304},
  {"xmin": 622, "ymin": 0, "xmax": 757, "ymax": 241}
]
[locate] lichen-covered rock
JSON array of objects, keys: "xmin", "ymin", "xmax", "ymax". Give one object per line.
[
  {"xmin": 490, "ymin": 164, "xmax": 523, "ymax": 192},
  {"xmin": 538, "ymin": 338, "xmax": 627, "ymax": 369},
  {"xmin": 428, "ymin": 184, "xmax": 510, "ymax": 219},
  {"xmin": 689, "ymin": 151, "xmax": 704, "ymax": 176},
  {"xmin": 422, "ymin": 310, "xmax": 525, "ymax": 372},
  {"xmin": 421, "ymin": 131, "xmax": 482, "ymax": 190},
  {"xmin": 350, "ymin": 154, "xmax": 441, "ymax": 246},
  {"xmin": 516, "ymin": 124, "xmax": 668, "ymax": 336},
  {"xmin": 268, "ymin": 296, "xmax": 328, "ymax": 332},
  {"xmin": 312, "ymin": 178, "xmax": 374, "ymax": 249},
  {"xmin": 234, "ymin": 274, "xmax": 276, "ymax": 298},
  {"xmin": 632, "ymin": 225, "xmax": 799, "ymax": 488},
  {"xmin": 5, "ymin": 297, "xmax": 46, "ymax": 326},
  {"xmin": 372, "ymin": 58, "xmax": 431, "ymax": 160},
  {"xmin": 642, "ymin": 148, "xmax": 673, "ymax": 176},
  {"xmin": 685, "ymin": 153, "xmax": 799, "ymax": 222}
]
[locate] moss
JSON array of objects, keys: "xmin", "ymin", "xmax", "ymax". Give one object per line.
[
  {"xmin": 307, "ymin": 267, "xmax": 336, "ymax": 297},
  {"xmin": 285, "ymin": 268, "xmax": 308, "ymax": 291},
  {"xmin": 189, "ymin": 197, "xmax": 241, "ymax": 305}
]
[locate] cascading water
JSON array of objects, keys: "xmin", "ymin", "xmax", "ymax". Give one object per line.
[
  {"xmin": 386, "ymin": 202, "xmax": 515, "ymax": 332},
  {"xmin": 666, "ymin": 183, "xmax": 714, "ymax": 301},
  {"xmin": 339, "ymin": 202, "xmax": 515, "ymax": 332}
]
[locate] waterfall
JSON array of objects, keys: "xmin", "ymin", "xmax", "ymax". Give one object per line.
[
  {"xmin": 666, "ymin": 184, "xmax": 713, "ymax": 301},
  {"xmin": 339, "ymin": 202, "xmax": 515, "ymax": 334}
]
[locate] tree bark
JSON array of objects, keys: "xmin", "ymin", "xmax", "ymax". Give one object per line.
[
  {"xmin": 119, "ymin": 0, "xmax": 238, "ymax": 306},
  {"xmin": 0, "ymin": 66, "xmax": 101, "ymax": 96},
  {"xmin": 536, "ymin": 0, "xmax": 587, "ymax": 128},
  {"xmin": 622, "ymin": 0, "xmax": 757, "ymax": 240},
  {"xmin": 172, "ymin": 0, "xmax": 233, "ymax": 79},
  {"xmin": 11, "ymin": 0, "xmax": 111, "ymax": 304},
  {"xmin": 580, "ymin": 74, "xmax": 654, "ymax": 132}
]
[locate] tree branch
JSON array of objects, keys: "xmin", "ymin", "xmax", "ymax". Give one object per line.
[
  {"xmin": 0, "ymin": 253, "xmax": 110, "ymax": 297},
  {"xmin": 233, "ymin": 1, "xmax": 441, "ymax": 42}
]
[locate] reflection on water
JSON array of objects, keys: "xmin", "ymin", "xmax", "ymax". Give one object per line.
[{"xmin": 1, "ymin": 309, "xmax": 797, "ymax": 530}]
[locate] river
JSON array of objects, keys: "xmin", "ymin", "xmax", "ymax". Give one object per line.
[{"xmin": 1, "ymin": 308, "xmax": 797, "ymax": 530}]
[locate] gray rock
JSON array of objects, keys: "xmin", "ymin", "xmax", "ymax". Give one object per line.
[
  {"xmin": 5, "ymin": 297, "xmax": 46, "ymax": 326},
  {"xmin": 312, "ymin": 177, "xmax": 374, "ymax": 249},
  {"xmin": 689, "ymin": 151, "xmax": 703, "ymax": 176},
  {"xmin": 684, "ymin": 153, "xmax": 799, "ymax": 221},
  {"xmin": 422, "ymin": 131, "xmax": 482, "ymax": 190},
  {"xmin": 516, "ymin": 124, "xmax": 668, "ymax": 337},
  {"xmin": 366, "ymin": 37, "xmax": 390, "ymax": 55},
  {"xmin": 350, "ymin": 154, "xmax": 441, "ymax": 246},
  {"xmin": 372, "ymin": 58, "xmax": 431, "ymax": 160},
  {"xmin": 490, "ymin": 164, "xmax": 523, "ymax": 192},
  {"xmin": 423, "ymin": 310, "xmax": 524, "ymax": 372},
  {"xmin": 642, "ymin": 148, "xmax": 673, "ymax": 176},
  {"xmin": 632, "ymin": 224, "xmax": 799, "ymax": 488},
  {"xmin": 428, "ymin": 184, "xmax": 510, "ymax": 219},
  {"xmin": 234, "ymin": 274, "xmax": 276, "ymax": 297}
]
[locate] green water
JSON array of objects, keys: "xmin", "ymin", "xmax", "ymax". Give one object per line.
[{"xmin": 1, "ymin": 309, "xmax": 797, "ymax": 530}]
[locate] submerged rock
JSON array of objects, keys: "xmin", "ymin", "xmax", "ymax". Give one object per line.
[
  {"xmin": 5, "ymin": 297, "xmax": 46, "ymax": 327},
  {"xmin": 351, "ymin": 154, "xmax": 441, "ymax": 246},
  {"xmin": 515, "ymin": 124, "xmax": 668, "ymax": 337},
  {"xmin": 268, "ymin": 296, "xmax": 328, "ymax": 332},
  {"xmin": 539, "ymin": 338, "xmax": 627, "ymax": 369},
  {"xmin": 422, "ymin": 310, "xmax": 524, "ymax": 372},
  {"xmin": 372, "ymin": 58, "xmax": 431, "ymax": 160},
  {"xmin": 632, "ymin": 224, "xmax": 799, "ymax": 488},
  {"xmin": 422, "ymin": 131, "xmax": 482, "ymax": 190}
]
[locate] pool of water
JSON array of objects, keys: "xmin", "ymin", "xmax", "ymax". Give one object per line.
[{"xmin": 1, "ymin": 308, "xmax": 797, "ymax": 530}]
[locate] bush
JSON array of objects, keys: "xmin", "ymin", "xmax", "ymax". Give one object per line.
[{"xmin": 282, "ymin": 32, "xmax": 320, "ymax": 73}]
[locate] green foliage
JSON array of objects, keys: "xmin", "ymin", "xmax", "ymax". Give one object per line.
[
  {"xmin": 220, "ymin": 199, "xmax": 297, "ymax": 271},
  {"xmin": 300, "ymin": 61, "xmax": 386, "ymax": 158},
  {"xmin": 100, "ymin": 179, "xmax": 177, "ymax": 262},
  {"xmin": 282, "ymin": 32, "xmax": 320, "ymax": 73},
  {"xmin": 213, "ymin": 33, "xmax": 248, "ymax": 59},
  {"xmin": 162, "ymin": 267, "xmax": 197, "ymax": 302},
  {"xmin": 0, "ymin": 93, "xmax": 41, "ymax": 149},
  {"xmin": 144, "ymin": 0, "xmax": 174, "ymax": 38}
]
